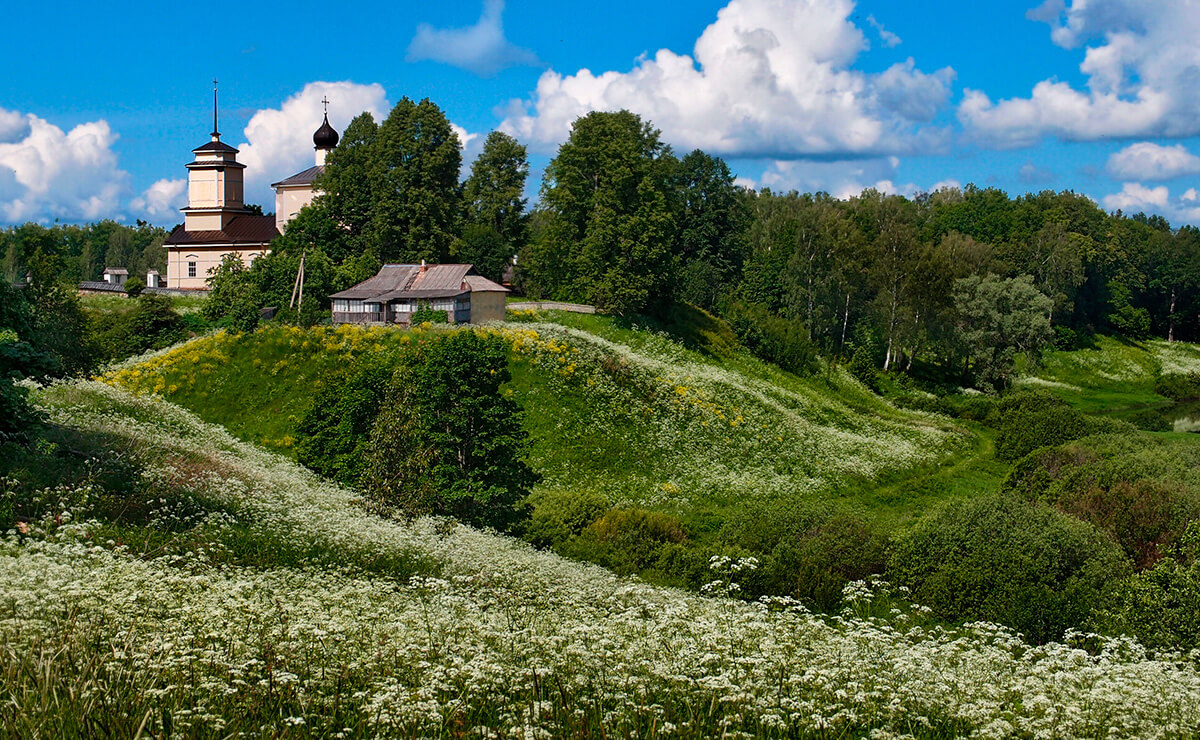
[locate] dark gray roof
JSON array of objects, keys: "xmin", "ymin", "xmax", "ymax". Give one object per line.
[
  {"xmin": 164, "ymin": 215, "xmax": 279, "ymax": 246},
  {"xmin": 79, "ymin": 281, "xmax": 125, "ymax": 292},
  {"xmin": 271, "ymin": 165, "xmax": 325, "ymax": 189},
  {"xmin": 193, "ymin": 140, "xmax": 238, "ymax": 153},
  {"xmin": 330, "ymin": 263, "xmax": 508, "ymax": 302}
]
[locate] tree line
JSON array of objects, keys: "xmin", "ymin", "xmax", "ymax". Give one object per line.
[
  {"xmin": 278, "ymin": 101, "xmax": 1200, "ymax": 388},
  {"xmin": 6, "ymin": 99, "xmax": 1200, "ymax": 388},
  {"xmin": 1, "ymin": 220, "xmax": 167, "ymax": 285}
]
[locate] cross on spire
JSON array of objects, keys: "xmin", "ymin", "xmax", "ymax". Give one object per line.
[
  {"xmin": 321, "ymin": 96, "xmax": 330, "ymax": 114},
  {"xmin": 211, "ymin": 78, "xmax": 220, "ymax": 139}
]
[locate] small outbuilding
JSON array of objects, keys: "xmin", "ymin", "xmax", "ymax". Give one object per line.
[
  {"xmin": 102, "ymin": 268, "xmax": 128, "ymax": 286},
  {"xmin": 330, "ymin": 263, "xmax": 508, "ymax": 326}
]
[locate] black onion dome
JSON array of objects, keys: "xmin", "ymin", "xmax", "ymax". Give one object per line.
[{"xmin": 313, "ymin": 114, "xmax": 339, "ymax": 149}]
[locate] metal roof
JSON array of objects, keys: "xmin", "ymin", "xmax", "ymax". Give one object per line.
[
  {"xmin": 330, "ymin": 263, "xmax": 507, "ymax": 302},
  {"xmin": 163, "ymin": 215, "xmax": 279, "ymax": 246},
  {"xmin": 271, "ymin": 165, "xmax": 325, "ymax": 189},
  {"xmin": 192, "ymin": 140, "xmax": 239, "ymax": 154}
]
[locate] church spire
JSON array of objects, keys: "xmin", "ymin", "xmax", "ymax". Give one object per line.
[{"xmin": 211, "ymin": 78, "xmax": 220, "ymax": 140}]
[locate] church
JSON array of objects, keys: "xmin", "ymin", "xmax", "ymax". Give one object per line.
[{"xmin": 163, "ymin": 89, "xmax": 339, "ymax": 290}]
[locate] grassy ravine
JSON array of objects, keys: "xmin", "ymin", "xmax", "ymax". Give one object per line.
[
  {"xmin": 101, "ymin": 313, "xmax": 972, "ymax": 531},
  {"xmin": 1020, "ymin": 335, "xmax": 1200, "ymax": 417},
  {"xmin": 2, "ymin": 381, "xmax": 1199, "ymax": 738}
]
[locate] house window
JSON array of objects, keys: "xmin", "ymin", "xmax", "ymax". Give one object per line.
[{"xmin": 187, "ymin": 261, "xmax": 197, "ymax": 278}]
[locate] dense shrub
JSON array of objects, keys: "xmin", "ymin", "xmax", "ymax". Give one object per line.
[
  {"xmin": 769, "ymin": 513, "xmax": 889, "ymax": 610},
  {"xmin": 0, "ymin": 379, "xmax": 38, "ymax": 443},
  {"xmin": 566, "ymin": 507, "xmax": 688, "ymax": 574},
  {"xmin": 524, "ymin": 489, "xmax": 611, "ymax": 549},
  {"xmin": 411, "ymin": 305, "xmax": 449, "ymax": 325},
  {"xmin": 725, "ymin": 301, "xmax": 818, "ymax": 376},
  {"xmin": 889, "ymin": 495, "xmax": 1131, "ymax": 643},
  {"xmin": 892, "ymin": 393, "xmax": 953, "ymax": 416},
  {"xmin": 226, "ymin": 285, "xmax": 261, "ymax": 333},
  {"xmin": 1096, "ymin": 521, "xmax": 1200, "ymax": 651},
  {"xmin": 994, "ymin": 390, "xmax": 1133, "ymax": 460},
  {"xmin": 720, "ymin": 501, "xmax": 888, "ymax": 610},
  {"xmin": 847, "ymin": 346, "xmax": 880, "ymax": 392},
  {"xmin": 945, "ymin": 394, "xmax": 998, "ymax": 423},
  {"xmin": 677, "ymin": 259, "xmax": 723, "ymax": 311},
  {"xmin": 1154, "ymin": 372, "xmax": 1200, "ymax": 401},
  {"xmin": 0, "ymin": 329, "xmax": 43, "ymax": 442},
  {"xmin": 1003, "ymin": 443, "xmax": 1200, "ymax": 568},
  {"xmin": 366, "ymin": 331, "xmax": 538, "ymax": 530},
  {"xmin": 295, "ymin": 357, "xmax": 395, "ymax": 488},
  {"xmin": 122, "ymin": 276, "xmax": 145, "ymax": 297}
]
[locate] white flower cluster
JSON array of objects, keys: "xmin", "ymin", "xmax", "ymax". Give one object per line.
[{"xmin": 3, "ymin": 381, "xmax": 1198, "ymax": 737}]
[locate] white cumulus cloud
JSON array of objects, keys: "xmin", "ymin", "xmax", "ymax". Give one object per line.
[
  {"xmin": 1101, "ymin": 181, "xmax": 1200, "ymax": 225},
  {"xmin": 407, "ymin": 0, "xmax": 539, "ymax": 77},
  {"xmin": 130, "ymin": 178, "xmax": 186, "ymax": 221},
  {"xmin": 0, "ymin": 109, "xmax": 128, "ymax": 223},
  {"xmin": 1107, "ymin": 142, "xmax": 1200, "ymax": 182},
  {"xmin": 960, "ymin": 0, "xmax": 1200, "ymax": 147},
  {"xmin": 499, "ymin": 0, "xmax": 954, "ymax": 159},
  {"xmin": 758, "ymin": 156, "xmax": 926, "ymax": 199},
  {"xmin": 237, "ymin": 81, "xmax": 389, "ymax": 202},
  {"xmin": 1103, "ymin": 182, "xmax": 1169, "ymax": 211}
]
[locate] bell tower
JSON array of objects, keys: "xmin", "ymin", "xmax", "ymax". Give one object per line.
[{"xmin": 181, "ymin": 80, "xmax": 250, "ymax": 232}]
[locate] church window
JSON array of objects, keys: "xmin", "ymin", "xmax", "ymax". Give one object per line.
[{"xmin": 187, "ymin": 261, "xmax": 197, "ymax": 278}]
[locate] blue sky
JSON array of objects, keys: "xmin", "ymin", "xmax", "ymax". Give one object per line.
[{"xmin": 5, "ymin": 0, "xmax": 1200, "ymax": 228}]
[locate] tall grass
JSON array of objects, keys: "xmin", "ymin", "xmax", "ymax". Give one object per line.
[
  {"xmin": 2, "ymin": 380, "xmax": 1198, "ymax": 737},
  {"xmin": 101, "ymin": 318, "xmax": 968, "ymax": 523}
]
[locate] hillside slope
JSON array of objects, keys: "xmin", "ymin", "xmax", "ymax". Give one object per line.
[
  {"xmin": 2, "ymin": 380, "xmax": 1197, "ymax": 737},
  {"xmin": 1020, "ymin": 335, "xmax": 1200, "ymax": 419},
  {"xmin": 102, "ymin": 313, "xmax": 969, "ymax": 522}
]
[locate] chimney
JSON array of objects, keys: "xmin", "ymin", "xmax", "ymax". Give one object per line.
[{"xmin": 420, "ymin": 259, "xmax": 427, "ymax": 273}]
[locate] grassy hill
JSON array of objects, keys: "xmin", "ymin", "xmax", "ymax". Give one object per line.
[
  {"xmin": 2, "ymin": 379, "xmax": 1197, "ymax": 737},
  {"xmin": 101, "ymin": 311, "xmax": 972, "ymax": 531},
  {"xmin": 1019, "ymin": 334, "xmax": 1200, "ymax": 422}
]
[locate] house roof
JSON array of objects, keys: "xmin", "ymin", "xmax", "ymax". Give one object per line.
[
  {"xmin": 192, "ymin": 140, "xmax": 238, "ymax": 154},
  {"xmin": 103, "ymin": 268, "xmax": 128, "ymax": 275},
  {"xmin": 272, "ymin": 164, "xmax": 325, "ymax": 189},
  {"xmin": 164, "ymin": 215, "xmax": 279, "ymax": 247},
  {"xmin": 464, "ymin": 275, "xmax": 508, "ymax": 292},
  {"xmin": 330, "ymin": 263, "xmax": 510, "ymax": 302}
]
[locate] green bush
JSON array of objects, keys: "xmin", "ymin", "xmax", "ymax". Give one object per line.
[
  {"xmin": 1096, "ymin": 521, "xmax": 1200, "ymax": 652},
  {"xmin": 1003, "ymin": 443, "xmax": 1200, "ymax": 568},
  {"xmin": 0, "ymin": 379, "xmax": 38, "ymax": 443},
  {"xmin": 295, "ymin": 357, "xmax": 395, "ymax": 489},
  {"xmin": 719, "ymin": 501, "xmax": 888, "ymax": 610},
  {"xmin": 677, "ymin": 259, "xmax": 724, "ymax": 311},
  {"xmin": 366, "ymin": 331, "xmax": 538, "ymax": 530},
  {"xmin": 769, "ymin": 514, "xmax": 889, "ymax": 611},
  {"xmin": 1154, "ymin": 372, "xmax": 1200, "ymax": 402},
  {"xmin": 524, "ymin": 489, "xmax": 611, "ymax": 549},
  {"xmin": 226, "ymin": 286, "xmax": 261, "ymax": 333},
  {"xmin": 994, "ymin": 390, "xmax": 1133, "ymax": 460},
  {"xmin": 892, "ymin": 393, "xmax": 953, "ymax": 416},
  {"xmin": 725, "ymin": 301, "xmax": 818, "ymax": 376},
  {"xmin": 566, "ymin": 507, "xmax": 688, "ymax": 574},
  {"xmin": 847, "ymin": 346, "xmax": 880, "ymax": 392},
  {"xmin": 122, "ymin": 276, "xmax": 145, "ymax": 297},
  {"xmin": 411, "ymin": 306, "xmax": 449, "ymax": 325},
  {"xmin": 889, "ymin": 495, "xmax": 1131, "ymax": 643},
  {"xmin": 946, "ymin": 395, "xmax": 997, "ymax": 423}
]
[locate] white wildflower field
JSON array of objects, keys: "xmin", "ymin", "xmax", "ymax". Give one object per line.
[{"xmin": 3, "ymin": 381, "xmax": 1200, "ymax": 738}]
